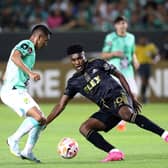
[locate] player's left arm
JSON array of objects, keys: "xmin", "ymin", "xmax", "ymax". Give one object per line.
[
  {"xmin": 11, "ymin": 50, "xmax": 40, "ymax": 81},
  {"xmin": 132, "ymin": 36, "xmax": 139, "ymax": 70},
  {"xmin": 46, "ymin": 95, "xmax": 72, "ymax": 125},
  {"xmin": 151, "ymin": 44, "xmax": 160, "ymax": 64},
  {"xmin": 112, "ymin": 68, "xmax": 141, "ymax": 113},
  {"xmin": 133, "ymin": 53, "xmax": 139, "ymax": 70}
]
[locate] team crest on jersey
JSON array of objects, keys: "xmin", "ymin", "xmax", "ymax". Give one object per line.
[
  {"xmin": 106, "ymin": 41, "xmax": 112, "ymax": 46},
  {"xmin": 21, "ymin": 43, "xmax": 29, "ymax": 50},
  {"xmin": 23, "ymin": 97, "xmax": 30, "ymax": 104}
]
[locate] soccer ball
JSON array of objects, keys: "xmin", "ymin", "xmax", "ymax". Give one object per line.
[{"xmin": 57, "ymin": 137, "xmax": 79, "ymax": 159}]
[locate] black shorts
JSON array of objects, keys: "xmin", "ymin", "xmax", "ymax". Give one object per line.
[
  {"xmin": 90, "ymin": 91, "xmax": 133, "ymax": 132},
  {"xmin": 138, "ymin": 63, "xmax": 151, "ymax": 79}
]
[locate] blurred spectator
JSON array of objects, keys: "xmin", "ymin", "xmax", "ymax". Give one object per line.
[
  {"xmin": 28, "ymin": 4, "xmax": 48, "ymax": 28},
  {"xmin": 0, "ymin": 0, "xmax": 167, "ymax": 32},
  {"xmin": 75, "ymin": 0, "xmax": 93, "ymax": 30},
  {"xmin": 160, "ymin": 36, "xmax": 168, "ymax": 60},
  {"xmin": 135, "ymin": 36, "xmax": 160, "ymax": 103},
  {"xmin": 46, "ymin": 7, "xmax": 63, "ymax": 30},
  {"xmin": 58, "ymin": 2, "xmax": 78, "ymax": 31},
  {"xmin": 129, "ymin": 11, "xmax": 143, "ymax": 30}
]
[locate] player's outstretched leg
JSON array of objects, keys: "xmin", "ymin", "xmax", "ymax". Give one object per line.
[
  {"xmin": 20, "ymin": 125, "xmax": 42, "ymax": 163},
  {"xmin": 131, "ymin": 113, "xmax": 168, "ymax": 142},
  {"xmin": 7, "ymin": 117, "xmax": 39, "ymax": 157}
]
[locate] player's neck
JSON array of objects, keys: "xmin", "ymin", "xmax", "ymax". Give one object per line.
[
  {"xmin": 116, "ymin": 31, "xmax": 126, "ymax": 37},
  {"xmin": 29, "ymin": 36, "xmax": 37, "ymax": 49}
]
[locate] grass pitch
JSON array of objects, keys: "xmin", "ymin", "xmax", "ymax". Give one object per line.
[{"xmin": 0, "ymin": 103, "xmax": 168, "ymax": 168}]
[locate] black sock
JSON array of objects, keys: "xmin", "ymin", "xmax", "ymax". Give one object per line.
[
  {"xmin": 135, "ymin": 114, "xmax": 164, "ymax": 136},
  {"xmin": 141, "ymin": 84, "xmax": 146, "ymax": 96},
  {"xmin": 86, "ymin": 130, "xmax": 115, "ymax": 152}
]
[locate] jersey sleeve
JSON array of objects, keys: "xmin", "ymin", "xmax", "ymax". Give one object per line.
[
  {"xmin": 102, "ymin": 34, "xmax": 112, "ymax": 52},
  {"xmin": 64, "ymin": 78, "xmax": 78, "ymax": 98},
  {"xmin": 15, "ymin": 40, "xmax": 32, "ymax": 57},
  {"xmin": 103, "ymin": 61, "xmax": 117, "ymax": 74},
  {"xmin": 132, "ymin": 35, "xmax": 135, "ymax": 53},
  {"xmin": 95, "ymin": 59, "xmax": 117, "ymax": 75}
]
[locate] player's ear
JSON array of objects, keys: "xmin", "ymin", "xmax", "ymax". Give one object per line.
[{"xmin": 81, "ymin": 51, "xmax": 87, "ymax": 62}]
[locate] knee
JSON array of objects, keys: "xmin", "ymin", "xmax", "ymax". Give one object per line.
[
  {"xmin": 79, "ymin": 122, "xmax": 91, "ymax": 137},
  {"xmin": 35, "ymin": 115, "xmax": 46, "ymax": 125},
  {"xmin": 119, "ymin": 107, "xmax": 133, "ymax": 122}
]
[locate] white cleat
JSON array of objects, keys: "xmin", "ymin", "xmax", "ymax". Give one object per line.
[
  {"xmin": 7, "ymin": 137, "xmax": 20, "ymax": 157},
  {"xmin": 20, "ymin": 151, "xmax": 41, "ymax": 163}
]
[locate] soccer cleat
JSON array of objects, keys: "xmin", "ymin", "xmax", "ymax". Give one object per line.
[
  {"xmin": 20, "ymin": 151, "xmax": 41, "ymax": 163},
  {"xmin": 164, "ymin": 135, "xmax": 168, "ymax": 142},
  {"xmin": 101, "ymin": 149, "xmax": 125, "ymax": 162},
  {"xmin": 7, "ymin": 137, "xmax": 20, "ymax": 157}
]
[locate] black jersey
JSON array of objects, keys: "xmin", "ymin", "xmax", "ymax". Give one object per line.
[{"xmin": 64, "ymin": 59, "xmax": 124, "ymax": 107}]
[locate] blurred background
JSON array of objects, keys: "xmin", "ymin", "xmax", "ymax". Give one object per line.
[{"xmin": 0, "ymin": 0, "xmax": 168, "ymax": 103}]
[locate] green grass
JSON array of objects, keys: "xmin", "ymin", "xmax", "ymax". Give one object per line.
[{"xmin": 0, "ymin": 103, "xmax": 168, "ymax": 168}]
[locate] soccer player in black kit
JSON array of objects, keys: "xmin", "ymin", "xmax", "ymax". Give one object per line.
[{"xmin": 46, "ymin": 44, "xmax": 168, "ymax": 162}]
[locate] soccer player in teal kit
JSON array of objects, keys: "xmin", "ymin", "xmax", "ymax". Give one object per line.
[
  {"xmin": 102, "ymin": 16, "xmax": 139, "ymax": 131},
  {"xmin": 0, "ymin": 24, "xmax": 51, "ymax": 162}
]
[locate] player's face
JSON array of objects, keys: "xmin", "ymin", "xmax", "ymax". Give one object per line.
[
  {"xmin": 36, "ymin": 34, "xmax": 49, "ymax": 49},
  {"xmin": 70, "ymin": 53, "xmax": 86, "ymax": 72},
  {"xmin": 115, "ymin": 20, "xmax": 128, "ymax": 34}
]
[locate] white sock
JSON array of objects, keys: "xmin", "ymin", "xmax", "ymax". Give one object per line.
[
  {"xmin": 10, "ymin": 117, "xmax": 39, "ymax": 142},
  {"xmin": 118, "ymin": 120, "xmax": 126, "ymax": 126},
  {"xmin": 109, "ymin": 149, "xmax": 120, "ymax": 153},
  {"xmin": 22, "ymin": 125, "xmax": 42, "ymax": 154},
  {"xmin": 161, "ymin": 130, "xmax": 168, "ymax": 139}
]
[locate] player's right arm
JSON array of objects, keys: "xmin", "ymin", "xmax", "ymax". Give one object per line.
[
  {"xmin": 11, "ymin": 50, "xmax": 40, "ymax": 81},
  {"xmin": 46, "ymin": 95, "xmax": 71, "ymax": 125},
  {"xmin": 101, "ymin": 34, "xmax": 123, "ymax": 59},
  {"xmin": 102, "ymin": 51, "xmax": 123, "ymax": 59}
]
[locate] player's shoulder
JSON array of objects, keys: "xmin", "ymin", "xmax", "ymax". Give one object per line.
[
  {"xmin": 105, "ymin": 32, "xmax": 116, "ymax": 39},
  {"xmin": 67, "ymin": 72, "xmax": 82, "ymax": 87},
  {"xmin": 17, "ymin": 39, "xmax": 31, "ymax": 45},
  {"xmin": 69, "ymin": 70, "xmax": 82, "ymax": 80},
  {"xmin": 126, "ymin": 32, "xmax": 135, "ymax": 38},
  {"xmin": 16, "ymin": 39, "xmax": 33, "ymax": 49},
  {"xmin": 148, "ymin": 43, "xmax": 157, "ymax": 48},
  {"xmin": 88, "ymin": 58, "xmax": 105, "ymax": 65}
]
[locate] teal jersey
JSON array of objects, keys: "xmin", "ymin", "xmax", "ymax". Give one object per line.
[
  {"xmin": 102, "ymin": 32, "xmax": 135, "ymax": 78},
  {"xmin": 3, "ymin": 40, "xmax": 35, "ymax": 90}
]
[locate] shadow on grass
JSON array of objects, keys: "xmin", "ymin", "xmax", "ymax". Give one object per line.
[{"xmin": 0, "ymin": 153, "xmax": 167, "ymax": 166}]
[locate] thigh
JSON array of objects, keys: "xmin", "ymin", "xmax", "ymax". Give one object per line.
[
  {"xmin": 1, "ymin": 89, "xmax": 41, "ymax": 117},
  {"xmin": 104, "ymin": 91, "xmax": 133, "ymax": 116},
  {"xmin": 90, "ymin": 110, "xmax": 121, "ymax": 132}
]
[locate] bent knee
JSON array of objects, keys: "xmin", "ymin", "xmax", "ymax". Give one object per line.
[
  {"xmin": 119, "ymin": 106, "xmax": 133, "ymax": 121},
  {"xmin": 39, "ymin": 116, "xmax": 46, "ymax": 125},
  {"xmin": 34, "ymin": 115, "xmax": 46, "ymax": 125},
  {"xmin": 79, "ymin": 122, "xmax": 91, "ymax": 137}
]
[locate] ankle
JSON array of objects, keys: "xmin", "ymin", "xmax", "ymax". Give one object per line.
[
  {"xmin": 109, "ymin": 148, "xmax": 120, "ymax": 153},
  {"xmin": 161, "ymin": 130, "xmax": 168, "ymax": 139}
]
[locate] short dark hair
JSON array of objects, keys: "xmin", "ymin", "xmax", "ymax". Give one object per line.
[
  {"xmin": 31, "ymin": 24, "xmax": 52, "ymax": 36},
  {"xmin": 114, "ymin": 16, "xmax": 127, "ymax": 24},
  {"xmin": 66, "ymin": 44, "xmax": 84, "ymax": 55}
]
